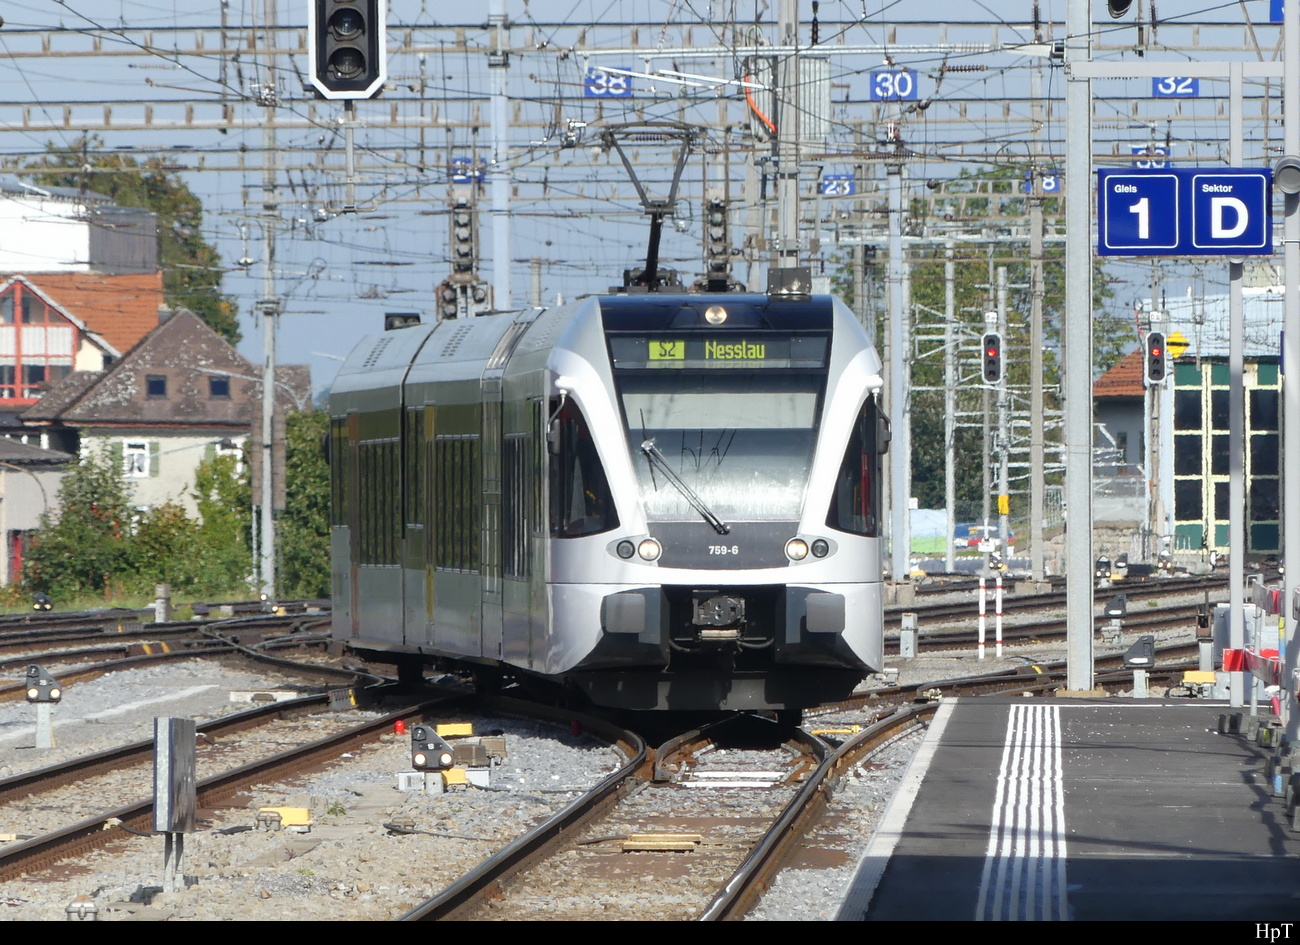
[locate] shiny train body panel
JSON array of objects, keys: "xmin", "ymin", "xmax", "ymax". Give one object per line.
[{"xmin": 329, "ymin": 293, "xmax": 889, "ymax": 711}]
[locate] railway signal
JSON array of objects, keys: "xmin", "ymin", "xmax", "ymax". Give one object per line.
[
  {"xmin": 981, "ymin": 331, "xmax": 1003, "ymax": 384},
  {"xmin": 308, "ymin": 0, "xmax": 388, "ymax": 100},
  {"xmin": 704, "ymin": 196, "xmax": 731, "ymax": 287},
  {"xmin": 450, "ymin": 199, "xmax": 476, "ymax": 276},
  {"xmin": 410, "ymin": 725, "xmax": 455, "ymax": 770},
  {"xmin": 25, "ymin": 664, "xmax": 61, "ymax": 703},
  {"xmin": 1145, "ymin": 331, "xmax": 1167, "ymax": 385}
]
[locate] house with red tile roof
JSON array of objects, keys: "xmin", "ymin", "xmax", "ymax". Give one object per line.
[{"xmin": 22, "ymin": 309, "xmax": 308, "ymax": 519}]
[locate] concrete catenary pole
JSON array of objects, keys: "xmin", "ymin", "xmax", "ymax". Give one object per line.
[{"xmin": 1064, "ymin": 0, "xmax": 1095, "ymax": 691}]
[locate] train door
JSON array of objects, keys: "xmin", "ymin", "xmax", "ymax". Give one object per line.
[
  {"xmin": 402, "ymin": 403, "xmax": 429, "ymax": 646},
  {"xmin": 480, "ymin": 377, "xmax": 504, "ymax": 660},
  {"xmin": 332, "ymin": 411, "xmax": 360, "ymax": 638}
]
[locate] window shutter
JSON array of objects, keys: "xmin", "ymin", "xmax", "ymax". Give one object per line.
[
  {"xmin": 149, "ymin": 441, "xmax": 161, "ymax": 477},
  {"xmin": 204, "ymin": 443, "xmax": 216, "ymax": 462},
  {"xmin": 109, "ymin": 441, "xmax": 124, "ymax": 472}
]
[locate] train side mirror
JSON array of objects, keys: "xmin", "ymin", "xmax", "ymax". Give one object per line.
[
  {"xmin": 546, "ymin": 389, "xmax": 570, "ymax": 454},
  {"xmin": 875, "ymin": 411, "xmax": 892, "ymax": 455}
]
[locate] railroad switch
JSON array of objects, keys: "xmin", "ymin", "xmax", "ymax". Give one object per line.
[
  {"xmin": 256, "ymin": 807, "xmax": 312, "ymax": 832},
  {"xmin": 440, "ymin": 767, "xmax": 470, "ymax": 788},
  {"xmin": 621, "ymin": 833, "xmax": 702, "ymax": 853},
  {"xmin": 435, "ymin": 722, "xmax": 474, "ymax": 738},
  {"xmin": 65, "ymin": 895, "xmax": 98, "ymax": 921},
  {"xmin": 1180, "ymin": 670, "xmax": 1217, "ymax": 698}
]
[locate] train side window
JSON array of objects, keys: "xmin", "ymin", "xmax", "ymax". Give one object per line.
[
  {"xmin": 503, "ymin": 433, "xmax": 528, "ymax": 577},
  {"xmin": 405, "ymin": 407, "xmax": 425, "ymax": 527},
  {"xmin": 548, "ymin": 398, "xmax": 619, "ymax": 538},
  {"xmin": 826, "ymin": 395, "xmax": 885, "ymax": 537},
  {"xmin": 330, "ymin": 418, "xmax": 348, "ymax": 527},
  {"xmin": 434, "ymin": 434, "xmax": 481, "ymax": 572}
]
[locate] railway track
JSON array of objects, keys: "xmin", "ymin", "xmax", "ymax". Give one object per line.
[
  {"xmin": 0, "ymin": 694, "xmax": 457, "ymax": 883},
  {"xmin": 887, "ymin": 572, "xmax": 1231, "ymax": 628},
  {"xmin": 405, "ymin": 712, "xmax": 821, "ymax": 921},
  {"xmin": 400, "ymin": 641, "xmax": 1210, "ymax": 921},
  {"xmin": 0, "ymin": 592, "xmax": 1235, "ymax": 920}
]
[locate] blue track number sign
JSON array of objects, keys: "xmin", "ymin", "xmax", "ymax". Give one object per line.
[
  {"xmin": 820, "ymin": 174, "xmax": 855, "ymax": 196},
  {"xmin": 1153, "ymin": 76, "xmax": 1199, "ymax": 98},
  {"xmin": 1099, "ymin": 173, "xmax": 1179, "ymax": 252},
  {"xmin": 868, "ymin": 69, "xmax": 917, "ymax": 101},
  {"xmin": 584, "ymin": 67, "xmax": 632, "ymax": 98},
  {"xmin": 1097, "ymin": 167, "xmax": 1272, "ymax": 257}
]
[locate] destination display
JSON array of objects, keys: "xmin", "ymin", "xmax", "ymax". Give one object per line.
[{"xmin": 609, "ymin": 334, "xmax": 828, "ymax": 369}]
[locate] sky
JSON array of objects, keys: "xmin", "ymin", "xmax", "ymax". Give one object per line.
[{"xmin": 0, "ymin": 1, "xmax": 1287, "ymax": 398}]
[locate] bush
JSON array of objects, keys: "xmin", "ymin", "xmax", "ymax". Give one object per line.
[
  {"xmin": 23, "ymin": 450, "xmax": 134, "ymax": 600},
  {"xmin": 22, "ymin": 446, "xmax": 255, "ymax": 603}
]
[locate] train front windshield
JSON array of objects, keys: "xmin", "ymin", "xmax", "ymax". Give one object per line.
[{"xmin": 616, "ymin": 371, "xmax": 825, "ymax": 524}]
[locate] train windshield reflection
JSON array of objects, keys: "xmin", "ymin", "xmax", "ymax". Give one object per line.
[{"xmin": 617, "ymin": 372, "xmax": 824, "ymax": 522}]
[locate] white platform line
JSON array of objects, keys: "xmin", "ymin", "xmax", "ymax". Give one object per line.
[{"xmin": 977, "ymin": 704, "xmax": 1069, "ymax": 921}]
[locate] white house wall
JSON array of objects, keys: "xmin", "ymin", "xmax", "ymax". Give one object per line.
[
  {"xmin": 0, "ymin": 466, "xmax": 66, "ymax": 584},
  {"xmin": 83, "ymin": 434, "xmax": 248, "ymax": 517},
  {"xmin": 0, "ymin": 197, "xmax": 91, "ymax": 272}
]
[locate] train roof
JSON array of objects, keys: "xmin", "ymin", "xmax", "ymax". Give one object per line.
[
  {"xmin": 597, "ymin": 293, "xmax": 835, "ymax": 332},
  {"xmin": 329, "ymin": 293, "xmax": 857, "ymax": 405}
]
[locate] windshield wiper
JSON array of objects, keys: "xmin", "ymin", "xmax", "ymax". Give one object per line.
[{"xmin": 639, "ymin": 439, "xmax": 730, "ymax": 535}]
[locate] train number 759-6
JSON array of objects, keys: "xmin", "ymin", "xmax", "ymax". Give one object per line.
[{"xmin": 709, "ymin": 545, "xmax": 741, "ymax": 555}]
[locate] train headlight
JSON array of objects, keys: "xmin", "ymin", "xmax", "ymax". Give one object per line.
[
  {"xmin": 811, "ymin": 539, "xmax": 829, "ymax": 558},
  {"xmin": 704, "ymin": 305, "xmax": 728, "ymax": 325},
  {"xmin": 785, "ymin": 538, "xmax": 809, "ymax": 560},
  {"xmin": 616, "ymin": 540, "xmax": 636, "ymax": 559},
  {"xmin": 637, "ymin": 539, "xmax": 662, "ymax": 561}
]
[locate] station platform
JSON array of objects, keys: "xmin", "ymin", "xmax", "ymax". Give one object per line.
[{"xmin": 837, "ymin": 698, "xmax": 1300, "ymax": 922}]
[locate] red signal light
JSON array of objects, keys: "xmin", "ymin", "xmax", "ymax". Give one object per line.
[
  {"xmin": 1145, "ymin": 331, "xmax": 1167, "ymax": 384},
  {"xmin": 981, "ymin": 331, "xmax": 1003, "ymax": 383}
]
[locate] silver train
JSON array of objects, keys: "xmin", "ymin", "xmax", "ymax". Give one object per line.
[{"xmin": 328, "ymin": 292, "xmax": 889, "ymax": 712}]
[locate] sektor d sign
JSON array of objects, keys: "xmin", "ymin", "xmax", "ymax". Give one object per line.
[{"xmin": 1096, "ymin": 167, "xmax": 1273, "ymax": 257}]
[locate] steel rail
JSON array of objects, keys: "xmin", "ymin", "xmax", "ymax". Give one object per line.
[
  {"xmin": 400, "ymin": 696, "xmax": 647, "ymax": 922},
  {"xmin": 0, "ymin": 698, "xmax": 453, "ymax": 883},
  {"xmin": 701, "ymin": 703, "xmax": 936, "ymax": 920},
  {"xmin": 705, "ymin": 655, "xmax": 1207, "ymax": 919},
  {"xmin": 0, "ymin": 693, "xmax": 330, "ymax": 808},
  {"xmin": 0, "ymin": 634, "xmax": 345, "ymax": 702}
]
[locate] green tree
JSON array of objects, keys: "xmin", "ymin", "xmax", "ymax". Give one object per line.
[
  {"xmin": 838, "ymin": 164, "xmax": 1121, "ymax": 527},
  {"xmin": 23, "ymin": 447, "xmax": 256, "ymax": 603},
  {"xmin": 277, "ymin": 410, "xmax": 331, "ymax": 599},
  {"xmin": 132, "ymin": 501, "xmax": 203, "ymax": 590},
  {"xmin": 26, "ymin": 135, "xmax": 240, "ymax": 344},
  {"xmin": 23, "ymin": 450, "xmax": 134, "ymax": 601},
  {"xmin": 192, "ymin": 453, "xmax": 253, "ymax": 594}
]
